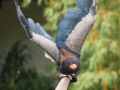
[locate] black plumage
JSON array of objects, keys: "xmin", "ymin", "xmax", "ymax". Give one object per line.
[{"xmin": 14, "ymin": 0, "xmax": 97, "ymax": 82}]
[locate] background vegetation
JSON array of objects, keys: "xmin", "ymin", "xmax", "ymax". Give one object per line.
[
  {"xmin": 1, "ymin": 0, "xmax": 120, "ymax": 90},
  {"xmin": 0, "ymin": 41, "xmax": 54, "ymax": 90}
]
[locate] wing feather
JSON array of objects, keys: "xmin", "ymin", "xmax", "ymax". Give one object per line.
[
  {"xmin": 56, "ymin": 0, "xmax": 97, "ymax": 54},
  {"xmin": 14, "ymin": 0, "xmax": 59, "ymax": 62}
]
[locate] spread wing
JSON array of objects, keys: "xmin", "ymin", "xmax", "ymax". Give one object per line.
[
  {"xmin": 14, "ymin": 0, "xmax": 59, "ymax": 63},
  {"xmin": 56, "ymin": 0, "xmax": 97, "ymax": 54}
]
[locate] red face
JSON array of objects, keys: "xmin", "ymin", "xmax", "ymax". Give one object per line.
[{"xmin": 69, "ymin": 63, "xmax": 77, "ymax": 70}]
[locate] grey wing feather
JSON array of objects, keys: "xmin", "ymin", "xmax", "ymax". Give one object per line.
[
  {"xmin": 56, "ymin": 0, "xmax": 97, "ymax": 54},
  {"xmin": 14, "ymin": 0, "xmax": 59, "ymax": 62},
  {"xmin": 27, "ymin": 18, "xmax": 54, "ymax": 41}
]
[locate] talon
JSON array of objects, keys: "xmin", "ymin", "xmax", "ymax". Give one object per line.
[
  {"xmin": 68, "ymin": 75, "xmax": 72, "ymax": 80},
  {"xmin": 55, "ymin": 74, "xmax": 72, "ymax": 80},
  {"xmin": 55, "ymin": 74, "xmax": 67, "ymax": 79}
]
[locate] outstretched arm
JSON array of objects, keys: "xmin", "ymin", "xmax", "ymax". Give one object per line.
[{"xmin": 55, "ymin": 77, "xmax": 70, "ymax": 90}]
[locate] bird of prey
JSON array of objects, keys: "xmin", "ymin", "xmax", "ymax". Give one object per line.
[{"xmin": 14, "ymin": 0, "xmax": 97, "ymax": 82}]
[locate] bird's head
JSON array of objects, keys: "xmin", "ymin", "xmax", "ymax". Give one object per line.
[{"xmin": 60, "ymin": 58, "xmax": 80, "ymax": 75}]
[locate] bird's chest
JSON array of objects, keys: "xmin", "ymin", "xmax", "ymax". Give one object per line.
[{"xmin": 59, "ymin": 48, "xmax": 76, "ymax": 68}]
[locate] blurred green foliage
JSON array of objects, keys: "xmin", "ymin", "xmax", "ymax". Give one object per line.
[
  {"xmin": 22, "ymin": 0, "xmax": 120, "ymax": 89},
  {"xmin": 0, "ymin": 41, "xmax": 54, "ymax": 90}
]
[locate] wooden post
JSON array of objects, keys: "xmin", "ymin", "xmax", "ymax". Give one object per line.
[
  {"xmin": 94, "ymin": 28, "xmax": 108, "ymax": 90},
  {"xmin": 98, "ymin": 60, "xmax": 108, "ymax": 90},
  {"xmin": 55, "ymin": 77, "xmax": 70, "ymax": 90},
  {"xmin": 114, "ymin": 82, "xmax": 118, "ymax": 90}
]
